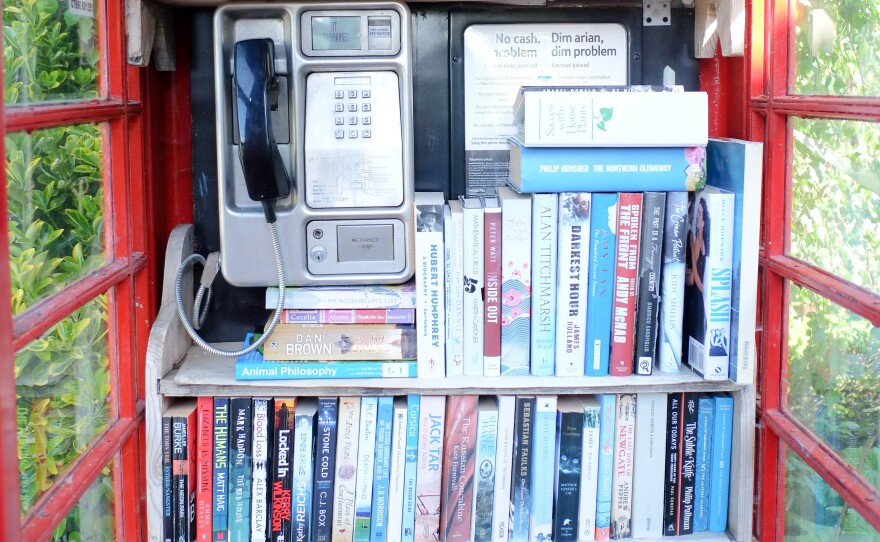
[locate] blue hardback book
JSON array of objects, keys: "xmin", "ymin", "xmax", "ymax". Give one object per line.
[
  {"xmin": 529, "ymin": 192, "xmax": 559, "ymax": 376},
  {"xmin": 212, "ymin": 398, "xmax": 229, "ymax": 542},
  {"xmin": 401, "ymin": 395, "xmax": 420, "ymax": 542},
  {"xmin": 584, "ymin": 193, "xmax": 618, "ymax": 376},
  {"xmin": 508, "ymin": 137, "xmax": 707, "ymax": 193},
  {"xmin": 473, "ymin": 397, "xmax": 499, "ymax": 542},
  {"xmin": 594, "ymin": 394, "xmax": 617, "ymax": 540},
  {"xmin": 530, "ymin": 396, "xmax": 557, "ymax": 542},
  {"xmin": 693, "ymin": 395, "xmax": 715, "ymax": 532},
  {"xmin": 313, "ymin": 398, "xmax": 338, "ymax": 542},
  {"xmin": 371, "ymin": 397, "xmax": 395, "ymax": 542},
  {"xmin": 292, "ymin": 399, "xmax": 317, "ymax": 542},
  {"xmin": 708, "ymin": 395, "xmax": 734, "ymax": 532}
]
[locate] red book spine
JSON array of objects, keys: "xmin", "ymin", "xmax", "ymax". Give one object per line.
[
  {"xmin": 440, "ymin": 395, "xmax": 479, "ymax": 541},
  {"xmin": 610, "ymin": 193, "xmax": 643, "ymax": 376},
  {"xmin": 483, "ymin": 204, "xmax": 502, "ymax": 375},
  {"xmin": 196, "ymin": 397, "xmax": 213, "ymax": 541}
]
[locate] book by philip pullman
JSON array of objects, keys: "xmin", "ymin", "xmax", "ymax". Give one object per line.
[{"xmin": 262, "ymin": 323, "xmax": 417, "ymax": 361}]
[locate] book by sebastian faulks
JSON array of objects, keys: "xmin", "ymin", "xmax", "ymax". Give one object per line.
[
  {"xmin": 610, "ymin": 394, "xmax": 636, "ymax": 540},
  {"xmin": 512, "ymin": 86, "xmax": 708, "ymax": 148},
  {"xmin": 251, "ymin": 398, "xmax": 273, "ymax": 542},
  {"xmin": 196, "ymin": 397, "xmax": 213, "ymax": 541},
  {"xmin": 553, "ymin": 396, "xmax": 585, "ymax": 542},
  {"xmin": 445, "ymin": 200, "xmax": 465, "ymax": 376},
  {"xmin": 440, "ymin": 395, "xmax": 479, "ymax": 542},
  {"xmin": 415, "ymin": 191, "xmax": 447, "ymax": 378},
  {"xmin": 657, "ymin": 192, "xmax": 690, "ymax": 374},
  {"xmin": 492, "ymin": 396, "xmax": 516, "ymax": 542},
  {"xmin": 662, "ymin": 393, "xmax": 682, "ymax": 535},
  {"xmin": 270, "ymin": 399, "xmax": 295, "ymax": 542},
  {"xmin": 693, "ymin": 395, "xmax": 715, "ymax": 532},
  {"xmin": 261, "ymin": 323, "xmax": 417, "ymax": 362},
  {"xmin": 530, "ymin": 396, "xmax": 558, "ymax": 542},
  {"xmin": 354, "ymin": 397, "xmax": 379, "ymax": 542},
  {"xmin": 585, "ymin": 193, "xmax": 618, "ymax": 377},
  {"xmin": 678, "ymin": 394, "xmax": 699, "ymax": 535},
  {"xmin": 529, "ymin": 193, "xmax": 559, "ymax": 376},
  {"xmin": 460, "ymin": 196, "xmax": 485, "ymax": 377},
  {"xmin": 709, "ymin": 394, "xmax": 734, "ymax": 532},
  {"xmin": 631, "ymin": 392, "xmax": 668, "ymax": 539},
  {"xmin": 633, "ymin": 192, "xmax": 667, "ymax": 375},
  {"xmin": 483, "ymin": 195, "xmax": 502, "ymax": 376},
  {"xmin": 509, "ymin": 396, "xmax": 536, "ymax": 542},
  {"xmin": 212, "ymin": 398, "xmax": 230, "ymax": 542},
  {"xmin": 507, "ymin": 138, "xmax": 708, "ymax": 194},
  {"xmin": 386, "ymin": 397, "xmax": 409, "ymax": 542},
  {"xmin": 609, "ymin": 193, "xmax": 642, "ymax": 377},
  {"xmin": 313, "ymin": 397, "xmax": 338, "ymax": 542},
  {"xmin": 281, "ymin": 308, "xmax": 416, "ymax": 325},
  {"xmin": 228, "ymin": 397, "xmax": 253, "ymax": 542},
  {"xmin": 473, "ymin": 397, "xmax": 499, "ymax": 542},
  {"xmin": 371, "ymin": 397, "xmax": 395, "ymax": 542},
  {"xmin": 292, "ymin": 398, "xmax": 317, "ymax": 542},
  {"xmin": 265, "ymin": 281, "xmax": 417, "ymax": 310},
  {"xmin": 402, "ymin": 395, "xmax": 421, "ymax": 542},
  {"xmin": 497, "ymin": 186, "xmax": 532, "ymax": 376},
  {"xmin": 415, "ymin": 396, "xmax": 445, "ymax": 542},
  {"xmin": 683, "ymin": 187, "xmax": 735, "ymax": 380},
  {"xmin": 555, "ymin": 192, "xmax": 592, "ymax": 377},
  {"xmin": 333, "ymin": 397, "xmax": 361, "ymax": 542}
]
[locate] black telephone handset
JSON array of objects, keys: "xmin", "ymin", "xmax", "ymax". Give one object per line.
[{"xmin": 233, "ymin": 38, "xmax": 292, "ymax": 224}]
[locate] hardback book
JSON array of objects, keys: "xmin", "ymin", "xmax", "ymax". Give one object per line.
[
  {"xmin": 266, "ymin": 281, "xmax": 417, "ymax": 310},
  {"xmin": 553, "ymin": 396, "xmax": 585, "ymax": 542},
  {"xmin": 693, "ymin": 395, "xmax": 715, "ymax": 532},
  {"xmin": 492, "ymin": 396, "xmax": 516, "ymax": 542},
  {"xmin": 228, "ymin": 397, "xmax": 254, "ymax": 542},
  {"xmin": 507, "ymin": 138, "xmax": 708, "ymax": 194},
  {"xmin": 657, "ymin": 192, "xmax": 690, "ymax": 373},
  {"xmin": 483, "ymin": 195, "xmax": 503, "ymax": 376},
  {"xmin": 196, "ymin": 397, "xmax": 213, "ymax": 541},
  {"xmin": 706, "ymin": 138, "xmax": 764, "ymax": 384},
  {"xmin": 631, "ymin": 392, "xmax": 668, "ymax": 538},
  {"xmin": 584, "ymin": 193, "xmax": 618, "ymax": 377},
  {"xmin": 679, "ymin": 394, "xmax": 700, "ymax": 535},
  {"xmin": 415, "ymin": 191, "xmax": 447, "ymax": 378},
  {"xmin": 555, "ymin": 192, "xmax": 592, "ymax": 377},
  {"xmin": 662, "ymin": 393, "xmax": 682, "ymax": 535},
  {"xmin": 577, "ymin": 396, "xmax": 602, "ymax": 541},
  {"xmin": 261, "ymin": 323, "xmax": 418, "ymax": 361},
  {"xmin": 354, "ymin": 397, "xmax": 379, "ymax": 542},
  {"xmin": 509, "ymin": 395, "xmax": 536, "ymax": 542},
  {"xmin": 282, "ymin": 308, "xmax": 416, "ymax": 325},
  {"xmin": 167, "ymin": 399, "xmax": 197, "ymax": 542},
  {"xmin": 446, "ymin": 200, "xmax": 465, "ymax": 376},
  {"xmin": 609, "ymin": 193, "xmax": 643, "ymax": 377},
  {"xmin": 251, "ymin": 398, "xmax": 273, "ymax": 542},
  {"xmin": 333, "ymin": 397, "xmax": 362, "ymax": 542},
  {"xmin": 594, "ymin": 394, "xmax": 617, "ymax": 541},
  {"xmin": 529, "ymin": 193, "xmax": 559, "ymax": 376},
  {"xmin": 460, "ymin": 196, "xmax": 485, "ymax": 377},
  {"xmin": 371, "ymin": 397, "xmax": 395, "ymax": 542},
  {"xmin": 212, "ymin": 398, "xmax": 230, "ymax": 542},
  {"xmin": 440, "ymin": 395, "xmax": 479, "ymax": 542},
  {"xmin": 633, "ymin": 192, "xmax": 667, "ymax": 375},
  {"xmin": 530, "ymin": 396, "xmax": 558, "ymax": 542},
  {"xmin": 415, "ymin": 396, "xmax": 446, "ymax": 542},
  {"xmin": 609, "ymin": 394, "xmax": 636, "ymax": 540},
  {"xmin": 270, "ymin": 399, "xmax": 296, "ymax": 542},
  {"xmin": 512, "ymin": 87, "xmax": 708, "ymax": 147},
  {"xmin": 313, "ymin": 397, "xmax": 338, "ymax": 542},
  {"xmin": 402, "ymin": 395, "xmax": 421, "ymax": 542},
  {"xmin": 291, "ymin": 399, "xmax": 317, "ymax": 542},
  {"xmin": 708, "ymin": 394, "xmax": 734, "ymax": 532},
  {"xmin": 497, "ymin": 186, "xmax": 533, "ymax": 376},
  {"xmin": 472, "ymin": 397, "xmax": 499, "ymax": 542},
  {"xmin": 683, "ymin": 187, "xmax": 735, "ymax": 380},
  {"xmin": 386, "ymin": 397, "xmax": 409, "ymax": 542},
  {"xmin": 163, "ymin": 414, "xmax": 173, "ymax": 542}
]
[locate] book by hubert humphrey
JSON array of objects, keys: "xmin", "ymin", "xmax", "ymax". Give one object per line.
[{"xmin": 415, "ymin": 191, "xmax": 447, "ymax": 378}]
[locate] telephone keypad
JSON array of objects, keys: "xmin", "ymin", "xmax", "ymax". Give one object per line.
[{"xmin": 329, "ymin": 87, "xmax": 378, "ymax": 139}]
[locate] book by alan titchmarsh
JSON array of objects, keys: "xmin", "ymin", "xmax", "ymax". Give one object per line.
[
  {"xmin": 657, "ymin": 192, "xmax": 689, "ymax": 373},
  {"xmin": 609, "ymin": 193, "xmax": 642, "ymax": 377},
  {"xmin": 555, "ymin": 192, "xmax": 592, "ymax": 377},
  {"xmin": 497, "ymin": 186, "xmax": 532, "ymax": 375},
  {"xmin": 415, "ymin": 191, "xmax": 447, "ymax": 378},
  {"xmin": 585, "ymin": 193, "xmax": 618, "ymax": 377},
  {"xmin": 529, "ymin": 193, "xmax": 559, "ymax": 376}
]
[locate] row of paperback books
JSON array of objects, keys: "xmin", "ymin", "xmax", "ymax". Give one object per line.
[{"xmin": 161, "ymin": 392, "xmax": 734, "ymax": 542}]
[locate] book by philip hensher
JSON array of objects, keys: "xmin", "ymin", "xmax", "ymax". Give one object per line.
[
  {"xmin": 265, "ymin": 281, "xmax": 417, "ymax": 310},
  {"xmin": 530, "ymin": 396, "xmax": 558, "ymax": 542},
  {"xmin": 446, "ymin": 200, "xmax": 465, "ymax": 376},
  {"xmin": 354, "ymin": 397, "xmax": 379, "ymax": 542},
  {"xmin": 415, "ymin": 396, "xmax": 446, "ymax": 542},
  {"xmin": 282, "ymin": 308, "xmax": 416, "ymax": 325},
  {"xmin": 460, "ymin": 196, "xmax": 485, "ymax": 377},
  {"xmin": 402, "ymin": 395, "xmax": 421, "ymax": 542},
  {"xmin": 507, "ymin": 138, "xmax": 708, "ymax": 194},
  {"xmin": 313, "ymin": 398, "xmax": 338, "ymax": 542},
  {"xmin": 708, "ymin": 394, "xmax": 734, "ymax": 532},
  {"xmin": 609, "ymin": 394, "xmax": 635, "ymax": 540},
  {"xmin": 585, "ymin": 193, "xmax": 618, "ymax": 377},
  {"xmin": 228, "ymin": 397, "xmax": 253, "ymax": 542},
  {"xmin": 212, "ymin": 398, "xmax": 230, "ymax": 542},
  {"xmin": 633, "ymin": 192, "xmax": 667, "ymax": 375},
  {"xmin": 529, "ymin": 193, "xmax": 559, "ymax": 376},
  {"xmin": 333, "ymin": 397, "xmax": 361, "ymax": 542},
  {"xmin": 371, "ymin": 397, "xmax": 395, "ymax": 542},
  {"xmin": 609, "ymin": 193, "xmax": 642, "ymax": 377},
  {"xmin": 497, "ymin": 186, "xmax": 532, "ymax": 376},
  {"xmin": 261, "ymin": 323, "xmax": 417, "ymax": 362},
  {"xmin": 693, "ymin": 395, "xmax": 715, "ymax": 532},
  {"xmin": 473, "ymin": 397, "xmax": 499, "ymax": 542},
  {"xmin": 251, "ymin": 398, "xmax": 272, "ymax": 542},
  {"xmin": 510, "ymin": 396, "xmax": 535, "ymax": 542},
  {"xmin": 292, "ymin": 399, "xmax": 317, "ymax": 542},
  {"xmin": 440, "ymin": 395, "xmax": 479, "ymax": 542},
  {"xmin": 415, "ymin": 191, "xmax": 447, "ymax": 378},
  {"xmin": 386, "ymin": 397, "xmax": 409, "ymax": 542},
  {"xmin": 196, "ymin": 397, "xmax": 213, "ymax": 541},
  {"xmin": 594, "ymin": 394, "xmax": 616, "ymax": 541},
  {"xmin": 662, "ymin": 393, "xmax": 682, "ymax": 535},
  {"xmin": 483, "ymin": 195, "xmax": 502, "ymax": 377},
  {"xmin": 553, "ymin": 396, "xmax": 585, "ymax": 542},
  {"xmin": 631, "ymin": 392, "xmax": 667, "ymax": 539},
  {"xmin": 555, "ymin": 192, "xmax": 592, "ymax": 377},
  {"xmin": 578, "ymin": 396, "xmax": 602, "ymax": 542},
  {"xmin": 657, "ymin": 192, "xmax": 689, "ymax": 373},
  {"xmin": 270, "ymin": 399, "xmax": 295, "ymax": 542},
  {"xmin": 492, "ymin": 396, "xmax": 516, "ymax": 542}
]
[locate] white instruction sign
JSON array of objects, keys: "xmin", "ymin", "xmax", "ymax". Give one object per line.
[
  {"xmin": 68, "ymin": 0, "xmax": 94, "ymax": 17},
  {"xmin": 463, "ymin": 23, "xmax": 628, "ymax": 195}
]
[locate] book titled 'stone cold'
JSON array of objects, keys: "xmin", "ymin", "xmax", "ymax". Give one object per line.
[
  {"xmin": 292, "ymin": 399, "xmax": 317, "ymax": 542},
  {"xmin": 440, "ymin": 395, "xmax": 479, "ymax": 542},
  {"xmin": 497, "ymin": 186, "xmax": 532, "ymax": 376},
  {"xmin": 265, "ymin": 281, "xmax": 417, "ymax": 310},
  {"xmin": 415, "ymin": 396, "xmax": 446, "ymax": 542},
  {"xmin": 473, "ymin": 397, "xmax": 499, "ymax": 542},
  {"xmin": 631, "ymin": 393, "xmax": 668, "ymax": 539},
  {"xmin": 657, "ymin": 192, "xmax": 690, "ymax": 373},
  {"xmin": 507, "ymin": 138, "xmax": 708, "ymax": 194},
  {"xmin": 313, "ymin": 397, "xmax": 338, "ymax": 542},
  {"xmin": 269, "ymin": 399, "xmax": 295, "ymax": 542},
  {"xmin": 460, "ymin": 196, "xmax": 485, "ymax": 377},
  {"xmin": 415, "ymin": 191, "xmax": 447, "ymax": 378},
  {"xmin": 530, "ymin": 396, "xmax": 558, "ymax": 542},
  {"xmin": 609, "ymin": 193, "xmax": 642, "ymax": 377},
  {"xmin": 633, "ymin": 192, "xmax": 667, "ymax": 375},
  {"xmin": 371, "ymin": 397, "xmax": 395, "ymax": 542},
  {"xmin": 212, "ymin": 398, "xmax": 230, "ymax": 542},
  {"xmin": 529, "ymin": 193, "xmax": 559, "ymax": 376},
  {"xmin": 555, "ymin": 192, "xmax": 592, "ymax": 377},
  {"xmin": 354, "ymin": 397, "xmax": 379, "ymax": 542},
  {"xmin": 553, "ymin": 397, "xmax": 585, "ymax": 542},
  {"xmin": 251, "ymin": 398, "xmax": 272, "ymax": 542},
  {"xmin": 585, "ymin": 193, "xmax": 618, "ymax": 377}
]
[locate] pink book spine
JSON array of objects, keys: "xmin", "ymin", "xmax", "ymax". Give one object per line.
[
  {"xmin": 484, "ymin": 203, "xmax": 502, "ymax": 376},
  {"xmin": 440, "ymin": 396, "xmax": 479, "ymax": 541}
]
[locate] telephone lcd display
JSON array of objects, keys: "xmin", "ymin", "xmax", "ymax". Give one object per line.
[{"xmin": 311, "ymin": 16, "xmax": 361, "ymax": 50}]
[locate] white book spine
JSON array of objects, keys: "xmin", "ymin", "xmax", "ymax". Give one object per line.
[
  {"xmin": 415, "ymin": 192, "xmax": 446, "ymax": 378},
  {"xmin": 333, "ymin": 398, "xmax": 361, "ymax": 542},
  {"xmin": 555, "ymin": 193, "xmax": 592, "ymax": 377},
  {"xmin": 461, "ymin": 198, "xmax": 485, "ymax": 376},
  {"xmin": 498, "ymin": 186, "xmax": 532, "ymax": 376},
  {"xmin": 610, "ymin": 394, "xmax": 636, "ymax": 539},
  {"xmin": 529, "ymin": 193, "xmax": 559, "ymax": 376},
  {"xmin": 386, "ymin": 398, "xmax": 409, "ymax": 542},
  {"xmin": 354, "ymin": 398, "xmax": 379, "ymax": 539},
  {"xmin": 414, "ymin": 396, "xmax": 446, "ymax": 542},
  {"xmin": 492, "ymin": 396, "xmax": 516, "ymax": 542},
  {"xmin": 446, "ymin": 200, "xmax": 465, "ymax": 376},
  {"xmin": 251, "ymin": 398, "xmax": 270, "ymax": 542},
  {"xmin": 631, "ymin": 393, "xmax": 668, "ymax": 538},
  {"xmin": 578, "ymin": 398, "xmax": 601, "ymax": 542}
]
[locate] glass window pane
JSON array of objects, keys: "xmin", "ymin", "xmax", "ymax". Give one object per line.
[
  {"xmin": 793, "ymin": 0, "xmax": 880, "ymax": 96},
  {"xmin": 786, "ymin": 283, "xmax": 880, "ymax": 494},
  {"xmin": 2, "ymin": 0, "xmax": 101, "ymax": 105},
  {"xmin": 785, "ymin": 448, "xmax": 880, "ymax": 541},
  {"xmin": 50, "ymin": 462, "xmax": 115, "ymax": 542},
  {"xmin": 6, "ymin": 124, "xmax": 106, "ymax": 314},
  {"xmin": 790, "ymin": 118, "xmax": 880, "ymax": 295},
  {"xmin": 16, "ymin": 295, "xmax": 111, "ymax": 515}
]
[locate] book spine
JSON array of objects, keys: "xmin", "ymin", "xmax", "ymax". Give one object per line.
[
  {"xmin": 657, "ymin": 192, "xmax": 689, "ymax": 373},
  {"xmin": 236, "ymin": 360, "xmax": 417, "ymax": 380},
  {"xmin": 461, "ymin": 200, "xmax": 485, "ymax": 376},
  {"xmin": 554, "ymin": 406, "xmax": 584, "ymax": 542},
  {"xmin": 386, "ymin": 397, "xmax": 409, "ymax": 542},
  {"xmin": 554, "ymin": 192, "xmax": 592, "ymax": 377},
  {"xmin": 292, "ymin": 402, "xmax": 315, "ymax": 542},
  {"xmin": 282, "ymin": 308, "xmax": 416, "ymax": 324},
  {"xmin": 415, "ymin": 396, "xmax": 446, "ymax": 542},
  {"xmin": 484, "ymin": 202, "xmax": 502, "ymax": 376},
  {"xmin": 693, "ymin": 395, "xmax": 715, "ymax": 532},
  {"xmin": 662, "ymin": 393, "xmax": 682, "ymax": 535},
  {"xmin": 262, "ymin": 324, "xmax": 417, "ymax": 361},
  {"xmin": 270, "ymin": 399, "xmax": 295, "ymax": 542},
  {"xmin": 333, "ymin": 397, "xmax": 361, "ymax": 542},
  {"xmin": 585, "ymin": 193, "xmax": 618, "ymax": 377},
  {"xmin": 172, "ymin": 413, "xmax": 187, "ymax": 542},
  {"xmin": 401, "ymin": 395, "xmax": 421, "ymax": 542},
  {"xmin": 472, "ymin": 398, "xmax": 499, "ymax": 542},
  {"xmin": 266, "ymin": 285, "xmax": 417, "ymax": 310},
  {"xmin": 609, "ymin": 193, "xmax": 642, "ymax": 376},
  {"xmin": 530, "ymin": 396, "xmax": 557, "ymax": 542},
  {"xmin": 678, "ymin": 394, "xmax": 699, "ymax": 535},
  {"xmin": 708, "ymin": 395, "xmax": 734, "ymax": 532},
  {"xmin": 313, "ymin": 398, "xmax": 338, "ymax": 542},
  {"xmin": 196, "ymin": 397, "xmax": 214, "ymax": 541},
  {"xmin": 491, "ymin": 396, "xmax": 516, "ymax": 542},
  {"xmin": 510, "ymin": 396, "xmax": 535, "ymax": 542},
  {"xmin": 633, "ymin": 192, "xmax": 667, "ymax": 375},
  {"xmin": 441, "ymin": 395, "xmax": 479, "ymax": 541},
  {"xmin": 354, "ymin": 397, "xmax": 379, "ymax": 542},
  {"xmin": 371, "ymin": 397, "xmax": 395, "ymax": 542},
  {"xmin": 631, "ymin": 393, "xmax": 667, "ymax": 539},
  {"xmin": 213, "ymin": 399, "xmax": 230, "ymax": 542},
  {"xmin": 416, "ymin": 193, "xmax": 446, "ymax": 378},
  {"xmin": 529, "ymin": 193, "xmax": 559, "ymax": 376},
  {"xmin": 578, "ymin": 399, "xmax": 601, "ymax": 542},
  {"xmin": 594, "ymin": 394, "xmax": 616, "ymax": 541},
  {"xmin": 163, "ymin": 415, "xmax": 174, "ymax": 542},
  {"xmin": 446, "ymin": 201, "xmax": 465, "ymax": 376},
  {"xmin": 251, "ymin": 398, "xmax": 272, "ymax": 542},
  {"xmin": 229, "ymin": 398, "xmax": 253, "ymax": 542},
  {"xmin": 499, "ymin": 189, "xmax": 532, "ymax": 376},
  {"xmin": 609, "ymin": 394, "xmax": 635, "ymax": 540}
]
